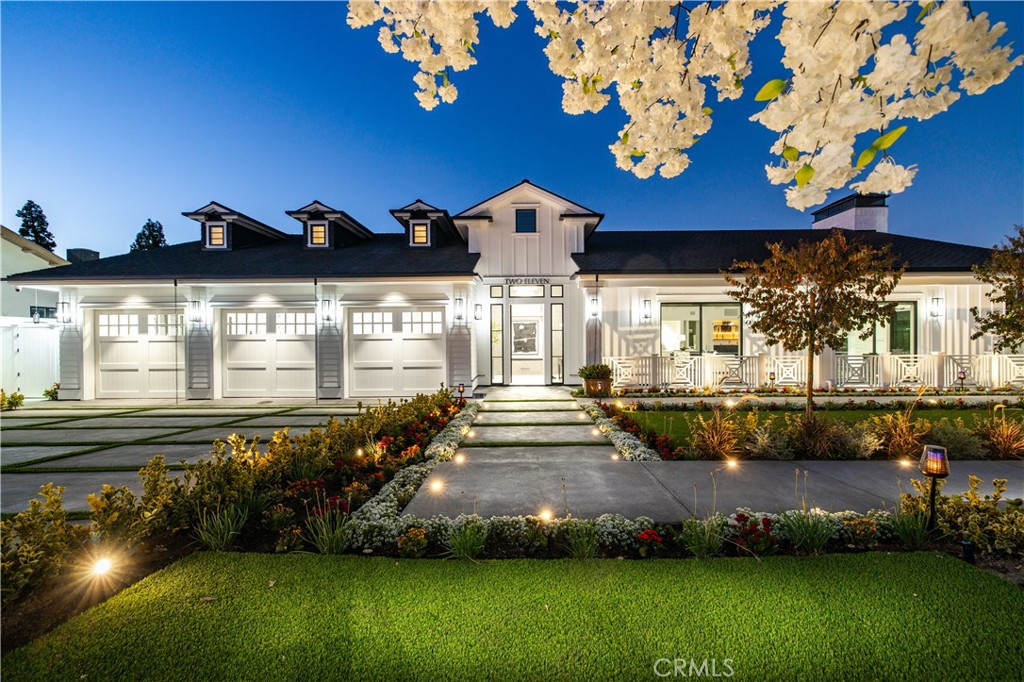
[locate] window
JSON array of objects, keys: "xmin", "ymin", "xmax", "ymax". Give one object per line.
[
  {"xmin": 275, "ymin": 312, "xmax": 316, "ymax": 335},
  {"xmin": 509, "ymin": 285, "xmax": 544, "ymax": 298},
  {"xmin": 410, "ymin": 222, "xmax": 430, "ymax": 246},
  {"xmin": 352, "ymin": 311, "xmax": 393, "ymax": 336},
  {"xmin": 98, "ymin": 314, "xmax": 140, "ymax": 337},
  {"xmin": 551, "ymin": 285, "xmax": 563, "ymax": 298},
  {"xmin": 226, "ymin": 312, "xmax": 266, "ymax": 336},
  {"xmin": 515, "ymin": 209, "xmax": 537, "ymax": 233},
  {"xmin": 660, "ymin": 303, "xmax": 742, "ymax": 355},
  {"xmin": 490, "ymin": 285, "xmax": 503, "ymax": 298},
  {"xmin": 838, "ymin": 303, "xmax": 917, "ymax": 355},
  {"xmin": 308, "ymin": 223, "xmax": 328, "ymax": 247},
  {"xmin": 551, "ymin": 303, "xmax": 564, "ymax": 384},
  {"xmin": 490, "ymin": 304, "xmax": 504, "ymax": 384},
  {"xmin": 147, "ymin": 313, "xmax": 183, "ymax": 337},
  {"xmin": 402, "ymin": 310, "xmax": 443, "ymax": 335},
  {"xmin": 29, "ymin": 306, "xmax": 56, "ymax": 320},
  {"xmin": 206, "ymin": 223, "xmax": 226, "ymax": 248}
]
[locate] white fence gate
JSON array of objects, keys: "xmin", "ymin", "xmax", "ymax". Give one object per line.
[{"xmin": 0, "ymin": 322, "xmax": 60, "ymax": 397}]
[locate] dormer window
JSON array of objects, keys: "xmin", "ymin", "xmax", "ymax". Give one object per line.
[
  {"xmin": 410, "ymin": 221, "xmax": 430, "ymax": 246},
  {"xmin": 515, "ymin": 209, "xmax": 537, "ymax": 233},
  {"xmin": 206, "ymin": 222, "xmax": 227, "ymax": 248},
  {"xmin": 308, "ymin": 222, "xmax": 328, "ymax": 247}
]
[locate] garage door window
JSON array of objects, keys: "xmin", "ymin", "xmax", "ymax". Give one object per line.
[
  {"xmin": 275, "ymin": 312, "xmax": 316, "ymax": 335},
  {"xmin": 226, "ymin": 312, "xmax": 267, "ymax": 336},
  {"xmin": 147, "ymin": 313, "xmax": 183, "ymax": 337},
  {"xmin": 99, "ymin": 314, "xmax": 140, "ymax": 337},
  {"xmin": 402, "ymin": 310, "xmax": 442, "ymax": 335},
  {"xmin": 352, "ymin": 311, "xmax": 393, "ymax": 336}
]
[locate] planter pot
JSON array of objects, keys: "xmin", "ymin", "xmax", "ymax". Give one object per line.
[{"xmin": 585, "ymin": 379, "xmax": 610, "ymax": 398}]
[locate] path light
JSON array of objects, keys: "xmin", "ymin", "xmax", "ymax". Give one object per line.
[
  {"xmin": 919, "ymin": 445, "xmax": 950, "ymax": 532},
  {"xmin": 430, "ymin": 479, "xmax": 444, "ymax": 493},
  {"xmin": 454, "ymin": 453, "xmax": 466, "ymax": 464},
  {"xmin": 725, "ymin": 459, "xmax": 738, "ymax": 469},
  {"xmin": 611, "ymin": 454, "xmax": 619, "ymax": 460},
  {"xmin": 592, "ymin": 428, "xmax": 600, "ymax": 436},
  {"xmin": 899, "ymin": 458, "xmax": 913, "ymax": 468},
  {"xmin": 467, "ymin": 429, "xmax": 476, "ymax": 438},
  {"xmin": 458, "ymin": 383, "xmax": 465, "ymax": 399},
  {"xmin": 724, "ymin": 399, "xmax": 736, "ymax": 408},
  {"xmin": 356, "ymin": 448, "xmax": 364, "ymax": 458},
  {"xmin": 538, "ymin": 508, "xmax": 553, "ymax": 522},
  {"xmin": 957, "ymin": 369, "xmax": 966, "ymax": 391},
  {"xmin": 93, "ymin": 557, "xmax": 112, "ymax": 576}
]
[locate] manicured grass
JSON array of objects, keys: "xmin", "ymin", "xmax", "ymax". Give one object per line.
[
  {"xmin": 631, "ymin": 407, "xmax": 1024, "ymax": 443},
  {"xmin": 4, "ymin": 552, "xmax": 1021, "ymax": 680}
]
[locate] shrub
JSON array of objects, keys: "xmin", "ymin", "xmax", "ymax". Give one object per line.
[
  {"xmin": 890, "ymin": 507, "xmax": 931, "ymax": 550},
  {"xmin": 1, "ymin": 484, "xmax": 88, "ymax": 604},
  {"xmin": 688, "ymin": 409, "xmax": 747, "ymax": 460},
  {"xmin": 842, "ymin": 518, "xmax": 878, "ymax": 549},
  {"xmin": 728, "ymin": 510, "xmax": 779, "ymax": 556},
  {"xmin": 0, "ymin": 389, "xmax": 25, "ymax": 411},
  {"xmin": 577, "ymin": 364, "xmax": 612, "ymax": 382},
  {"xmin": 446, "ymin": 516, "xmax": 488, "ymax": 560},
  {"xmin": 194, "ymin": 504, "xmax": 249, "ymax": 552},
  {"xmin": 87, "ymin": 456, "xmax": 185, "ymax": 549},
  {"xmin": 594, "ymin": 514, "xmax": 653, "ymax": 554},
  {"xmin": 927, "ymin": 418, "xmax": 989, "ymax": 460},
  {"xmin": 675, "ymin": 516, "xmax": 726, "ymax": 559},
  {"xmin": 777, "ymin": 508, "xmax": 836, "ymax": 554},
  {"xmin": 397, "ymin": 527, "xmax": 427, "ymax": 558},
  {"xmin": 562, "ymin": 519, "xmax": 599, "ymax": 559},
  {"xmin": 867, "ymin": 409, "xmax": 931, "ymax": 460},
  {"xmin": 974, "ymin": 412, "xmax": 1024, "ymax": 459},
  {"xmin": 42, "ymin": 383, "xmax": 60, "ymax": 401},
  {"xmin": 636, "ymin": 528, "xmax": 664, "ymax": 558},
  {"xmin": 486, "ymin": 516, "xmax": 548, "ymax": 558},
  {"xmin": 303, "ymin": 493, "xmax": 351, "ymax": 555},
  {"xmin": 784, "ymin": 416, "xmax": 878, "ymax": 460},
  {"xmin": 743, "ymin": 418, "xmax": 794, "ymax": 460}
]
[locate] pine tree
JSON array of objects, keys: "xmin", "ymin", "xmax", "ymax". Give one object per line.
[
  {"xmin": 15, "ymin": 200, "xmax": 56, "ymax": 252},
  {"xmin": 130, "ymin": 219, "xmax": 168, "ymax": 252}
]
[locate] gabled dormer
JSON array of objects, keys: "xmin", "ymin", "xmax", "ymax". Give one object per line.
[
  {"xmin": 285, "ymin": 200, "xmax": 374, "ymax": 249},
  {"xmin": 389, "ymin": 200, "xmax": 464, "ymax": 248},
  {"xmin": 183, "ymin": 201, "xmax": 288, "ymax": 251}
]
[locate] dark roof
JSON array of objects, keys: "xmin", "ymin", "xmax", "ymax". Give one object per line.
[
  {"xmin": 573, "ymin": 229, "xmax": 991, "ymax": 274},
  {"xmin": 7, "ymin": 234, "xmax": 480, "ymax": 282}
]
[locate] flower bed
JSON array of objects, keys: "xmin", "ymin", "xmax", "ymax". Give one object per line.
[
  {"xmin": 574, "ymin": 385, "xmax": 1024, "ymax": 399},
  {"xmin": 581, "ymin": 402, "xmax": 661, "ymax": 461}
]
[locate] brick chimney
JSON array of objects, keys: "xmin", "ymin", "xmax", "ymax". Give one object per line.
[{"xmin": 811, "ymin": 194, "xmax": 888, "ymax": 232}]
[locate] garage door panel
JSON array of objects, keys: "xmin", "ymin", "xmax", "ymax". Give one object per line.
[
  {"xmin": 222, "ymin": 309, "xmax": 315, "ymax": 398},
  {"xmin": 349, "ymin": 307, "xmax": 446, "ymax": 398},
  {"xmin": 97, "ymin": 369, "xmax": 142, "ymax": 396},
  {"xmin": 96, "ymin": 311, "xmax": 183, "ymax": 399},
  {"xmin": 275, "ymin": 337, "xmax": 315, "ymax": 364}
]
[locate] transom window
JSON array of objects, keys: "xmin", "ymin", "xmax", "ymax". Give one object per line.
[
  {"xmin": 402, "ymin": 310, "xmax": 443, "ymax": 335},
  {"xmin": 352, "ymin": 311, "xmax": 393, "ymax": 335},
  {"xmin": 308, "ymin": 223, "xmax": 328, "ymax": 247},
  {"xmin": 98, "ymin": 314, "xmax": 140, "ymax": 337},
  {"xmin": 206, "ymin": 223, "xmax": 226, "ymax": 248},
  {"xmin": 515, "ymin": 209, "xmax": 537, "ymax": 233},
  {"xmin": 275, "ymin": 312, "xmax": 316, "ymax": 335},
  {"xmin": 226, "ymin": 312, "xmax": 267, "ymax": 336},
  {"xmin": 509, "ymin": 285, "xmax": 544, "ymax": 298},
  {"xmin": 410, "ymin": 222, "xmax": 430, "ymax": 246},
  {"xmin": 147, "ymin": 313, "xmax": 183, "ymax": 337}
]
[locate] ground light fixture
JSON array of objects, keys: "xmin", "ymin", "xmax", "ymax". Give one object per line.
[
  {"xmin": 919, "ymin": 444, "xmax": 950, "ymax": 532},
  {"xmin": 454, "ymin": 453, "xmax": 465, "ymax": 464},
  {"xmin": 538, "ymin": 508, "xmax": 553, "ymax": 522},
  {"xmin": 957, "ymin": 369, "xmax": 967, "ymax": 390},
  {"xmin": 725, "ymin": 459, "xmax": 738, "ymax": 469},
  {"xmin": 429, "ymin": 479, "xmax": 444, "ymax": 493},
  {"xmin": 458, "ymin": 383, "xmax": 465, "ymax": 399},
  {"xmin": 93, "ymin": 557, "xmax": 112, "ymax": 576}
]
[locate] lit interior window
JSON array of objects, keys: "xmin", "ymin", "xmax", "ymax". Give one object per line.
[
  {"xmin": 411, "ymin": 222, "xmax": 429, "ymax": 245},
  {"xmin": 207, "ymin": 224, "xmax": 225, "ymax": 247},
  {"xmin": 309, "ymin": 223, "xmax": 327, "ymax": 246}
]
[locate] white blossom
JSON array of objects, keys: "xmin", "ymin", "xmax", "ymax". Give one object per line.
[{"xmin": 850, "ymin": 160, "xmax": 918, "ymax": 195}]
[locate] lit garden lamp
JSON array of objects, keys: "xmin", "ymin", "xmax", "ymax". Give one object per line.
[
  {"xmin": 957, "ymin": 369, "xmax": 966, "ymax": 391},
  {"xmin": 919, "ymin": 444, "xmax": 949, "ymax": 532},
  {"xmin": 768, "ymin": 370, "xmax": 776, "ymax": 389},
  {"xmin": 458, "ymin": 383, "xmax": 465, "ymax": 399}
]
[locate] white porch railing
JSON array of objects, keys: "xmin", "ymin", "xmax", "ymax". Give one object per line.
[{"xmin": 603, "ymin": 353, "xmax": 1024, "ymax": 390}]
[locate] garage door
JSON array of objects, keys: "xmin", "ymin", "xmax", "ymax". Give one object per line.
[
  {"xmin": 96, "ymin": 310, "xmax": 184, "ymax": 398},
  {"xmin": 222, "ymin": 309, "xmax": 315, "ymax": 397},
  {"xmin": 348, "ymin": 308, "xmax": 446, "ymax": 398}
]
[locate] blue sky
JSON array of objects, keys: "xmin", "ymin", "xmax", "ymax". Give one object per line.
[{"xmin": 2, "ymin": 1, "xmax": 1022, "ymax": 257}]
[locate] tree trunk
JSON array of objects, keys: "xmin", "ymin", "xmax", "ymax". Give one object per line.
[{"xmin": 806, "ymin": 291, "xmax": 815, "ymax": 422}]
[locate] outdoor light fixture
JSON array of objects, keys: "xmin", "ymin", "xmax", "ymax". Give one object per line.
[
  {"xmin": 768, "ymin": 370, "xmax": 776, "ymax": 386},
  {"xmin": 474, "ymin": 304, "xmax": 483, "ymax": 321},
  {"xmin": 590, "ymin": 297, "xmax": 599, "ymax": 317},
  {"xmin": 458, "ymin": 383, "xmax": 465, "ymax": 398},
  {"xmin": 188, "ymin": 300, "xmax": 206, "ymax": 324},
  {"xmin": 454, "ymin": 296, "xmax": 465, "ymax": 323},
  {"xmin": 919, "ymin": 444, "xmax": 950, "ymax": 532},
  {"xmin": 93, "ymin": 557, "xmax": 112, "ymax": 576},
  {"xmin": 32, "ymin": 311, "xmax": 41, "ymax": 324},
  {"xmin": 454, "ymin": 453, "xmax": 466, "ymax": 464},
  {"xmin": 725, "ymin": 459, "xmax": 738, "ymax": 469},
  {"xmin": 957, "ymin": 369, "xmax": 967, "ymax": 391},
  {"xmin": 642, "ymin": 299, "xmax": 652, "ymax": 324},
  {"xmin": 930, "ymin": 297, "xmax": 944, "ymax": 318},
  {"xmin": 467, "ymin": 429, "xmax": 476, "ymax": 438},
  {"xmin": 317, "ymin": 298, "xmax": 335, "ymax": 325},
  {"xmin": 59, "ymin": 301, "xmax": 73, "ymax": 325},
  {"xmin": 429, "ymin": 479, "xmax": 444, "ymax": 493},
  {"xmin": 538, "ymin": 509, "xmax": 553, "ymax": 522}
]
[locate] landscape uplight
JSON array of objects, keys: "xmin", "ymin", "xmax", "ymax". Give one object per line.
[
  {"xmin": 454, "ymin": 453, "xmax": 466, "ymax": 464},
  {"xmin": 93, "ymin": 558, "xmax": 112, "ymax": 576},
  {"xmin": 538, "ymin": 509, "xmax": 553, "ymax": 522},
  {"xmin": 725, "ymin": 459, "xmax": 738, "ymax": 469},
  {"xmin": 429, "ymin": 479, "xmax": 444, "ymax": 493}
]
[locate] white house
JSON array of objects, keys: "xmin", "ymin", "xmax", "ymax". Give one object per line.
[
  {"xmin": 5, "ymin": 181, "xmax": 1021, "ymax": 401},
  {"xmin": 1, "ymin": 225, "xmax": 69, "ymax": 396}
]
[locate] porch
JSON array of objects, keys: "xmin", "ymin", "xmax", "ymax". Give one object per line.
[{"xmin": 602, "ymin": 353, "xmax": 1024, "ymax": 391}]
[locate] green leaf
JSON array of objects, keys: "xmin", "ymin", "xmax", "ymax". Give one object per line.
[
  {"xmin": 630, "ymin": 150, "xmax": 645, "ymax": 158},
  {"xmin": 852, "ymin": 75, "xmax": 868, "ymax": 87},
  {"xmin": 620, "ymin": 132, "xmax": 629, "ymax": 145},
  {"xmin": 855, "ymin": 147, "xmax": 877, "ymax": 169},
  {"xmin": 754, "ymin": 79, "xmax": 787, "ymax": 102},
  {"xmin": 549, "ymin": 30, "xmax": 560, "ymax": 40},
  {"xmin": 783, "ymin": 146, "xmax": 799, "ymax": 163},
  {"xmin": 871, "ymin": 126, "xmax": 907, "ymax": 150},
  {"xmin": 795, "ymin": 164, "xmax": 815, "ymax": 188},
  {"xmin": 916, "ymin": 1, "xmax": 934, "ymax": 22},
  {"xmin": 702, "ymin": 107, "xmax": 713, "ymax": 116}
]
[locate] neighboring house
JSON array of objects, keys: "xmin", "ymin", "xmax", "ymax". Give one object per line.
[
  {"xmin": 1, "ymin": 225, "xmax": 69, "ymax": 396},
  {"xmin": 5, "ymin": 181, "xmax": 1021, "ymax": 401}
]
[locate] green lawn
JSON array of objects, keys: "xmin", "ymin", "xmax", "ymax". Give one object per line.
[
  {"xmin": 4, "ymin": 552, "xmax": 1022, "ymax": 681},
  {"xmin": 631, "ymin": 407, "xmax": 1024, "ymax": 444}
]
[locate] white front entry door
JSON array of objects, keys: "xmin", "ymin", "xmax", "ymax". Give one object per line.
[
  {"xmin": 348, "ymin": 307, "xmax": 446, "ymax": 397},
  {"xmin": 222, "ymin": 309, "xmax": 316, "ymax": 398},
  {"xmin": 95, "ymin": 310, "xmax": 184, "ymax": 398}
]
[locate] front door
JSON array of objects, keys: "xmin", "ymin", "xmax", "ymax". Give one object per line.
[{"xmin": 509, "ymin": 303, "xmax": 544, "ymax": 385}]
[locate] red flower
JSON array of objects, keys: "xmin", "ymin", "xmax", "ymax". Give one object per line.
[{"xmin": 637, "ymin": 528, "xmax": 663, "ymax": 543}]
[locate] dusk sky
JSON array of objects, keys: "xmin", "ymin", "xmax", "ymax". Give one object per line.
[{"xmin": 2, "ymin": 1, "xmax": 1022, "ymax": 258}]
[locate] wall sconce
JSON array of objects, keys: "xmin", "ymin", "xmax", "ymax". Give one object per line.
[
  {"xmin": 474, "ymin": 304, "xmax": 483, "ymax": 321},
  {"xmin": 59, "ymin": 301, "xmax": 73, "ymax": 325},
  {"xmin": 930, "ymin": 297, "xmax": 944, "ymax": 318},
  {"xmin": 642, "ymin": 299, "xmax": 652, "ymax": 324},
  {"xmin": 317, "ymin": 298, "xmax": 335, "ymax": 325},
  {"xmin": 32, "ymin": 311, "xmax": 41, "ymax": 324},
  {"xmin": 188, "ymin": 300, "xmax": 206, "ymax": 324},
  {"xmin": 590, "ymin": 297, "xmax": 599, "ymax": 318},
  {"xmin": 454, "ymin": 296, "xmax": 465, "ymax": 323}
]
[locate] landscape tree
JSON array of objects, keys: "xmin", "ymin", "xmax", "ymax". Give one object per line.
[
  {"xmin": 971, "ymin": 225, "xmax": 1024, "ymax": 353},
  {"xmin": 346, "ymin": 1, "xmax": 1021, "ymax": 209},
  {"xmin": 15, "ymin": 200, "xmax": 56, "ymax": 252},
  {"xmin": 130, "ymin": 219, "xmax": 168, "ymax": 252},
  {"xmin": 724, "ymin": 229, "xmax": 904, "ymax": 419}
]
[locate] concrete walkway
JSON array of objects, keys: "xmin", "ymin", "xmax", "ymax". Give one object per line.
[{"xmin": 403, "ymin": 387, "xmax": 1024, "ymax": 522}]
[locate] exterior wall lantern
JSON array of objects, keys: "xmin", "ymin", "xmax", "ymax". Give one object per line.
[
  {"xmin": 188, "ymin": 300, "xmax": 206, "ymax": 325},
  {"xmin": 590, "ymin": 297, "xmax": 599, "ymax": 318},
  {"xmin": 317, "ymin": 298, "xmax": 335, "ymax": 325},
  {"xmin": 930, "ymin": 297, "xmax": 944, "ymax": 318},
  {"xmin": 59, "ymin": 301, "xmax": 73, "ymax": 325},
  {"xmin": 641, "ymin": 299, "xmax": 652, "ymax": 324},
  {"xmin": 454, "ymin": 296, "xmax": 465, "ymax": 324},
  {"xmin": 919, "ymin": 444, "xmax": 950, "ymax": 532},
  {"xmin": 474, "ymin": 303, "xmax": 483, "ymax": 321}
]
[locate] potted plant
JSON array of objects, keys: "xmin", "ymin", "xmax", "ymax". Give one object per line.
[{"xmin": 578, "ymin": 364, "xmax": 612, "ymax": 397}]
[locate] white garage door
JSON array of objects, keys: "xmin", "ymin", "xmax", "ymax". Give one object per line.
[
  {"xmin": 222, "ymin": 309, "xmax": 315, "ymax": 398},
  {"xmin": 348, "ymin": 307, "xmax": 446, "ymax": 398},
  {"xmin": 96, "ymin": 311, "xmax": 184, "ymax": 398}
]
